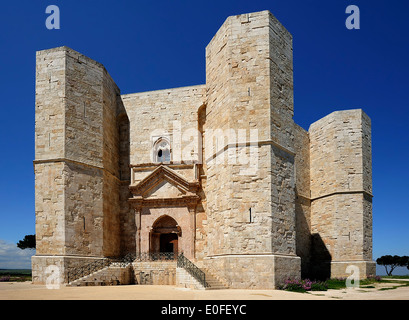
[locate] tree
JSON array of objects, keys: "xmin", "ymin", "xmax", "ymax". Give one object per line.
[
  {"xmin": 376, "ymin": 255, "xmax": 409, "ymax": 276},
  {"xmin": 17, "ymin": 235, "xmax": 36, "ymax": 250}
]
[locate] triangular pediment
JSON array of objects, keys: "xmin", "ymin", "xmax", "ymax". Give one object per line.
[
  {"xmin": 129, "ymin": 165, "xmax": 199, "ymax": 199},
  {"xmin": 142, "ymin": 179, "xmax": 185, "ymax": 199}
]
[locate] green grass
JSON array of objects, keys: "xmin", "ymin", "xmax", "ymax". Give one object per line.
[
  {"xmin": 281, "ymin": 275, "xmax": 409, "ymax": 293},
  {"xmin": 380, "ymin": 275, "xmax": 409, "ymax": 279},
  {"xmin": 379, "ymin": 287, "xmax": 396, "ymax": 291},
  {"xmin": 282, "ymin": 276, "xmax": 389, "ymax": 293},
  {"xmin": 326, "ymin": 279, "xmax": 347, "ymax": 290},
  {"xmin": 380, "ymin": 281, "xmax": 409, "ymax": 291},
  {"xmin": 371, "ymin": 276, "xmax": 409, "ymax": 291}
]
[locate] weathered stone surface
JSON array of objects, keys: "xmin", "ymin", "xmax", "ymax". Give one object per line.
[
  {"xmin": 132, "ymin": 261, "xmax": 176, "ymax": 285},
  {"xmin": 33, "ymin": 10, "xmax": 374, "ymax": 288},
  {"xmin": 33, "ymin": 47, "xmax": 126, "ymax": 282},
  {"xmin": 309, "ymin": 109, "xmax": 374, "ymax": 278}
]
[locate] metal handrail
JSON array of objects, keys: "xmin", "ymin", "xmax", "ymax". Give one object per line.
[
  {"xmin": 66, "ymin": 252, "xmax": 177, "ymax": 283},
  {"xmin": 67, "ymin": 258, "xmax": 111, "ymax": 283},
  {"xmin": 134, "ymin": 252, "xmax": 176, "ymax": 261},
  {"xmin": 177, "ymin": 253, "xmax": 209, "ymax": 288}
]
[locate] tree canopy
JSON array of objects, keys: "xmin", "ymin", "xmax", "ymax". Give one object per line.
[
  {"xmin": 376, "ymin": 255, "xmax": 409, "ymax": 276},
  {"xmin": 16, "ymin": 234, "xmax": 36, "ymax": 250}
]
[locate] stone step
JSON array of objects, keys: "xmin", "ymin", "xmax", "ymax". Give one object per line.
[
  {"xmin": 176, "ymin": 266, "xmax": 228, "ymax": 290},
  {"xmin": 67, "ymin": 265, "xmax": 132, "ymax": 287},
  {"xmin": 201, "ymin": 268, "xmax": 229, "ymax": 290}
]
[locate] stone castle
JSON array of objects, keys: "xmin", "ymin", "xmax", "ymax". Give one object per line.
[{"xmin": 32, "ymin": 10, "xmax": 375, "ymax": 289}]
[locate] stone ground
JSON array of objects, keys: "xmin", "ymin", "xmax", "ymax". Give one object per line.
[{"xmin": 1, "ymin": 280, "xmax": 408, "ymax": 300}]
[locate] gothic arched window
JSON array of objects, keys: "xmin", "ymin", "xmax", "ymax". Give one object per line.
[{"xmin": 153, "ymin": 138, "xmax": 171, "ymax": 162}]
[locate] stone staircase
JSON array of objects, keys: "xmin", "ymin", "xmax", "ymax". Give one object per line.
[
  {"xmin": 66, "ymin": 253, "xmax": 228, "ymax": 290},
  {"xmin": 201, "ymin": 268, "xmax": 229, "ymax": 290},
  {"xmin": 176, "ymin": 266, "xmax": 228, "ymax": 290},
  {"xmin": 67, "ymin": 264, "xmax": 133, "ymax": 287}
]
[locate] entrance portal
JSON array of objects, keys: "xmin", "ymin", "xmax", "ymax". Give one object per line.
[
  {"xmin": 160, "ymin": 233, "xmax": 178, "ymax": 254},
  {"xmin": 150, "ymin": 215, "xmax": 179, "ymax": 256}
]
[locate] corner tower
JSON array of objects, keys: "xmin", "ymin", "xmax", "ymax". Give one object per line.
[
  {"xmin": 203, "ymin": 11, "xmax": 300, "ymax": 289},
  {"xmin": 32, "ymin": 47, "xmax": 126, "ymax": 284},
  {"xmin": 309, "ymin": 109, "xmax": 375, "ymax": 279}
]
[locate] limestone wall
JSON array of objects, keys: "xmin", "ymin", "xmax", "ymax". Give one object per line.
[
  {"xmin": 203, "ymin": 10, "xmax": 300, "ymax": 288},
  {"xmin": 205, "ymin": 11, "xmax": 297, "ymax": 257},
  {"xmin": 309, "ymin": 109, "xmax": 374, "ymax": 276},
  {"xmin": 309, "ymin": 109, "xmax": 371, "ymax": 199},
  {"xmin": 293, "ymin": 124, "xmax": 311, "ymax": 276},
  {"xmin": 64, "ymin": 48, "xmax": 105, "ymax": 168},
  {"xmin": 34, "ymin": 162, "xmax": 65, "ymax": 255},
  {"xmin": 34, "ymin": 48, "xmax": 67, "ymax": 255},
  {"xmin": 311, "ymin": 193, "xmax": 368, "ymax": 261},
  {"xmin": 270, "ymin": 146, "xmax": 296, "ymax": 255},
  {"xmin": 64, "ymin": 47, "xmax": 122, "ymax": 258},
  {"xmin": 35, "ymin": 48, "xmax": 66, "ymax": 161},
  {"xmin": 132, "ymin": 261, "xmax": 176, "ymax": 285},
  {"xmin": 204, "ymin": 254, "xmax": 300, "ymax": 289},
  {"xmin": 32, "ymin": 255, "xmax": 106, "ymax": 285},
  {"xmin": 33, "ymin": 47, "xmax": 124, "ymax": 283},
  {"xmin": 122, "ymin": 85, "xmax": 206, "ymax": 261},
  {"xmin": 268, "ymin": 11, "xmax": 294, "ymax": 151},
  {"xmin": 122, "ymin": 85, "xmax": 206, "ymax": 165},
  {"xmin": 64, "ymin": 161, "xmax": 103, "ymax": 256},
  {"xmin": 32, "ymin": 10, "xmax": 375, "ymax": 286}
]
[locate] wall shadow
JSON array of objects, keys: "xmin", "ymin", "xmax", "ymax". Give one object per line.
[
  {"xmin": 117, "ymin": 102, "xmax": 133, "ymax": 256},
  {"xmin": 295, "ymin": 191, "xmax": 311, "ymax": 279},
  {"xmin": 309, "ymin": 233, "xmax": 332, "ymax": 280}
]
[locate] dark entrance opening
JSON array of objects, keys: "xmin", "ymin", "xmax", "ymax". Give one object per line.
[
  {"xmin": 150, "ymin": 215, "xmax": 179, "ymax": 257},
  {"xmin": 160, "ymin": 233, "xmax": 178, "ymax": 254}
]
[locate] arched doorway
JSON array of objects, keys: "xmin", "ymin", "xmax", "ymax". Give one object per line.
[{"xmin": 150, "ymin": 215, "xmax": 180, "ymax": 256}]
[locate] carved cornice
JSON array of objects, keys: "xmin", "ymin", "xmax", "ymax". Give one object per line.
[{"xmin": 129, "ymin": 195, "xmax": 200, "ymax": 209}]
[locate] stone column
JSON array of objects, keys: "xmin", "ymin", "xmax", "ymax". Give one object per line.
[
  {"xmin": 186, "ymin": 203, "xmax": 197, "ymax": 260},
  {"xmin": 134, "ymin": 207, "xmax": 142, "ymax": 256}
]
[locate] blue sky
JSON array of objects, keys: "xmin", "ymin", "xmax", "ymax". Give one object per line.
[{"xmin": 0, "ymin": 0, "xmax": 408, "ymax": 273}]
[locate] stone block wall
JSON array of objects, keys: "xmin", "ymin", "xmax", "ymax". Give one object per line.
[
  {"xmin": 121, "ymin": 85, "xmax": 206, "ymax": 165},
  {"xmin": 203, "ymin": 254, "xmax": 300, "ymax": 289},
  {"xmin": 309, "ymin": 109, "xmax": 372, "ymax": 199},
  {"xmin": 309, "ymin": 109, "xmax": 375, "ymax": 278},
  {"xmin": 33, "ymin": 47, "xmax": 124, "ymax": 283},
  {"xmin": 293, "ymin": 124, "xmax": 311, "ymax": 277},
  {"xmin": 132, "ymin": 261, "xmax": 176, "ymax": 285},
  {"xmin": 32, "ymin": 255, "xmax": 106, "ymax": 285},
  {"xmin": 122, "ymin": 86, "xmax": 207, "ymax": 260},
  {"xmin": 34, "ymin": 162, "xmax": 65, "ymax": 255},
  {"xmin": 203, "ymin": 10, "xmax": 300, "ymax": 288},
  {"xmin": 68, "ymin": 265, "xmax": 133, "ymax": 286},
  {"xmin": 33, "ymin": 10, "xmax": 375, "ymax": 287},
  {"xmin": 64, "ymin": 161, "xmax": 103, "ymax": 256},
  {"xmin": 64, "ymin": 49, "xmax": 105, "ymax": 168},
  {"xmin": 34, "ymin": 48, "xmax": 66, "ymax": 256},
  {"xmin": 268, "ymin": 12, "xmax": 294, "ymax": 151},
  {"xmin": 35, "ymin": 48, "xmax": 66, "ymax": 161}
]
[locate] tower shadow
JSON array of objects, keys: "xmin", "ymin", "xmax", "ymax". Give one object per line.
[{"xmin": 309, "ymin": 233, "xmax": 332, "ymax": 280}]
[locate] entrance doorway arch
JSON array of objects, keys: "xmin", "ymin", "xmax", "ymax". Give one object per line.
[{"xmin": 150, "ymin": 215, "xmax": 180, "ymax": 256}]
